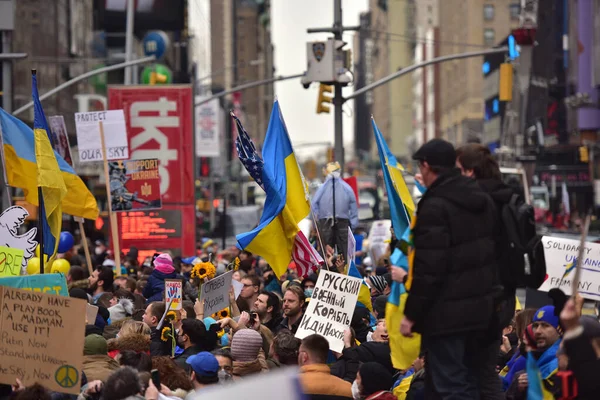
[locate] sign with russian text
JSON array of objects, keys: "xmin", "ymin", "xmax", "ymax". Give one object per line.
[
  {"xmin": 0, "ymin": 286, "xmax": 86, "ymax": 394},
  {"xmin": 74, "ymin": 110, "xmax": 129, "ymax": 162},
  {"xmin": 0, "ymin": 246, "xmax": 24, "ymax": 277},
  {"xmin": 295, "ymin": 270, "xmax": 362, "ymax": 352},
  {"xmin": 165, "ymin": 279, "xmax": 183, "ymax": 310},
  {"xmin": 109, "ymin": 158, "xmax": 162, "ymax": 212},
  {"xmin": 539, "ymin": 236, "xmax": 600, "ymax": 301},
  {"xmin": 0, "ymin": 274, "xmax": 69, "ymax": 296},
  {"xmin": 199, "ymin": 271, "xmax": 233, "ymax": 316}
]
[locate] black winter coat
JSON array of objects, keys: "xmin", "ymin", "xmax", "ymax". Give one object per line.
[{"xmin": 404, "ymin": 169, "xmax": 498, "ymax": 337}]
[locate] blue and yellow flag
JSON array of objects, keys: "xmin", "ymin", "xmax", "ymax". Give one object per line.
[
  {"xmin": 0, "ymin": 109, "xmax": 98, "ymax": 221},
  {"xmin": 372, "ymin": 118, "xmax": 414, "ymax": 238},
  {"xmin": 32, "ymin": 73, "xmax": 67, "ymax": 262},
  {"xmin": 348, "ymin": 259, "xmax": 373, "ymax": 312},
  {"xmin": 526, "ymin": 352, "xmax": 554, "ymax": 400},
  {"xmin": 236, "ymin": 101, "xmax": 310, "ymax": 277}
]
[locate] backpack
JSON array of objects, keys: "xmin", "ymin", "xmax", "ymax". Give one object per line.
[{"xmin": 500, "ymin": 194, "xmax": 546, "ymax": 289}]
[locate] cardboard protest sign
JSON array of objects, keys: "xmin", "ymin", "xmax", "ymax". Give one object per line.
[
  {"xmin": 47, "ymin": 116, "xmax": 73, "ymax": 167},
  {"xmin": 86, "ymin": 304, "xmax": 99, "ymax": 324},
  {"xmin": 0, "ymin": 206, "xmax": 38, "ymax": 274},
  {"xmin": 165, "ymin": 279, "xmax": 183, "ymax": 311},
  {"xmin": 0, "ymin": 274, "xmax": 69, "ymax": 296},
  {"xmin": 0, "ymin": 246, "xmax": 24, "ymax": 277},
  {"xmin": 0, "ymin": 286, "xmax": 86, "ymax": 394},
  {"xmin": 200, "ymin": 271, "xmax": 233, "ymax": 316},
  {"xmin": 231, "ymin": 278, "xmax": 244, "ymax": 300},
  {"xmin": 109, "ymin": 159, "xmax": 162, "ymax": 212},
  {"xmin": 74, "ymin": 110, "xmax": 129, "ymax": 162},
  {"xmin": 295, "ymin": 270, "xmax": 362, "ymax": 352},
  {"xmin": 538, "ymin": 236, "xmax": 600, "ymax": 301}
]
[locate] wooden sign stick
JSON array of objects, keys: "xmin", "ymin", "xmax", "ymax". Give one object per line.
[{"xmin": 74, "ymin": 216, "xmax": 93, "ymax": 276}]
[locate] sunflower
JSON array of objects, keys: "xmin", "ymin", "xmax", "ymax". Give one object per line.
[
  {"xmin": 191, "ymin": 261, "xmax": 214, "ymax": 280},
  {"xmin": 218, "ymin": 308, "xmax": 230, "ymax": 319},
  {"xmin": 165, "ymin": 310, "xmax": 178, "ymax": 323},
  {"xmin": 161, "ymin": 326, "xmax": 172, "ymax": 342},
  {"xmin": 233, "ymin": 257, "xmax": 240, "ymax": 271},
  {"xmin": 217, "ymin": 329, "xmax": 225, "ymax": 339}
]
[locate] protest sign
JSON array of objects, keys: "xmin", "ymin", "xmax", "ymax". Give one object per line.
[
  {"xmin": 74, "ymin": 110, "xmax": 129, "ymax": 162},
  {"xmin": 347, "ymin": 227, "xmax": 356, "ymax": 265},
  {"xmin": 47, "ymin": 116, "xmax": 73, "ymax": 166},
  {"xmin": 0, "ymin": 246, "xmax": 24, "ymax": 277},
  {"xmin": 109, "ymin": 159, "xmax": 162, "ymax": 212},
  {"xmin": 295, "ymin": 270, "xmax": 362, "ymax": 352},
  {"xmin": 0, "ymin": 274, "xmax": 69, "ymax": 296},
  {"xmin": 538, "ymin": 236, "xmax": 600, "ymax": 301},
  {"xmin": 0, "ymin": 206, "xmax": 38, "ymax": 273},
  {"xmin": 368, "ymin": 219, "xmax": 391, "ymax": 264},
  {"xmin": 0, "ymin": 286, "xmax": 86, "ymax": 394},
  {"xmin": 231, "ymin": 278, "xmax": 244, "ymax": 300},
  {"xmin": 165, "ymin": 279, "xmax": 183, "ymax": 311},
  {"xmin": 86, "ymin": 304, "xmax": 99, "ymax": 324},
  {"xmin": 200, "ymin": 271, "xmax": 233, "ymax": 316}
]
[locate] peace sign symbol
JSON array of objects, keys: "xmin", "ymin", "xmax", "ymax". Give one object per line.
[{"xmin": 55, "ymin": 365, "xmax": 79, "ymax": 388}]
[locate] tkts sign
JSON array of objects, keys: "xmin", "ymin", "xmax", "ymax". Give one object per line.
[{"xmin": 108, "ymin": 86, "xmax": 195, "ymax": 257}]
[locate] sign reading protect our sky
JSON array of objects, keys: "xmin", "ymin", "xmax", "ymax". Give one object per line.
[{"xmin": 74, "ymin": 110, "xmax": 129, "ymax": 162}]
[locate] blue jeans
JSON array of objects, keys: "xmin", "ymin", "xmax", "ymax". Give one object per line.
[{"xmin": 423, "ymin": 332, "xmax": 483, "ymax": 400}]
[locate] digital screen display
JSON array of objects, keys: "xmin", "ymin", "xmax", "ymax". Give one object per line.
[{"xmin": 120, "ymin": 210, "xmax": 182, "ymax": 240}]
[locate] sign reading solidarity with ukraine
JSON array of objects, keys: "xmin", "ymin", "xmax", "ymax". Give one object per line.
[
  {"xmin": 539, "ymin": 236, "xmax": 600, "ymax": 301},
  {"xmin": 296, "ymin": 270, "xmax": 362, "ymax": 353}
]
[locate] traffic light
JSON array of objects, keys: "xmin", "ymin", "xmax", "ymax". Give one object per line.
[
  {"xmin": 579, "ymin": 146, "xmax": 589, "ymax": 163},
  {"xmin": 499, "ymin": 63, "xmax": 513, "ymax": 102},
  {"xmin": 150, "ymin": 72, "xmax": 168, "ymax": 85},
  {"xmin": 316, "ymin": 84, "xmax": 333, "ymax": 114},
  {"xmin": 199, "ymin": 157, "xmax": 210, "ymax": 177}
]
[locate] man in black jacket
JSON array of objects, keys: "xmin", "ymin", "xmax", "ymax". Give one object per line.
[{"xmin": 401, "ymin": 139, "xmax": 498, "ymax": 400}]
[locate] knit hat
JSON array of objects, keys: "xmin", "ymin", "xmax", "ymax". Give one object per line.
[
  {"xmin": 369, "ymin": 275, "xmax": 388, "ymax": 294},
  {"xmin": 358, "ymin": 362, "xmax": 393, "ymax": 396},
  {"xmin": 533, "ymin": 305, "xmax": 562, "ymax": 334},
  {"xmin": 84, "ymin": 334, "xmax": 108, "ymax": 355},
  {"xmin": 153, "ymin": 253, "xmax": 175, "ymax": 274},
  {"xmin": 230, "ymin": 329, "xmax": 263, "ymax": 362}
]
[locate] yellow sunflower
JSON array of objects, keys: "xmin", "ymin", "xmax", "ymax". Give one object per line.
[
  {"xmin": 161, "ymin": 326, "xmax": 172, "ymax": 342},
  {"xmin": 234, "ymin": 257, "xmax": 240, "ymax": 271},
  {"xmin": 165, "ymin": 310, "xmax": 178, "ymax": 322},
  {"xmin": 218, "ymin": 308, "xmax": 230, "ymax": 319},
  {"xmin": 217, "ymin": 329, "xmax": 225, "ymax": 339},
  {"xmin": 191, "ymin": 261, "xmax": 213, "ymax": 279}
]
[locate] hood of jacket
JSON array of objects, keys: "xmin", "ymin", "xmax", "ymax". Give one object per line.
[
  {"xmin": 82, "ymin": 355, "xmax": 120, "ymax": 382},
  {"xmin": 107, "ymin": 332, "xmax": 151, "ymax": 353},
  {"xmin": 233, "ymin": 359, "xmax": 265, "ymax": 377},
  {"xmin": 427, "ymin": 169, "xmax": 491, "ymax": 213},
  {"xmin": 478, "ymin": 178, "xmax": 514, "ymax": 204},
  {"xmin": 68, "ymin": 279, "xmax": 89, "ymax": 290},
  {"xmin": 108, "ymin": 298, "xmax": 135, "ymax": 322}
]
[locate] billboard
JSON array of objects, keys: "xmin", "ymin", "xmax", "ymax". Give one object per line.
[
  {"xmin": 108, "ymin": 86, "xmax": 195, "ymax": 257},
  {"xmin": 109, "ymin": 159, "xmax": 162, "ymax": 211}
]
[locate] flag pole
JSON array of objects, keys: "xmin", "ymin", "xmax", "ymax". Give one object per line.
[
  {"xmin": 75, "ymin": 216, "xmax": 94, "ymax": 275},
  {"xmin": 32, "ymin": 69, "xmax": 45, "ymax": 275}
]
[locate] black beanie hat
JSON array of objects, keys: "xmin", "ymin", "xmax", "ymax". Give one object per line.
[{"xmin": 359, "ymin": 362, "xmax": 393, "ymax": 396}]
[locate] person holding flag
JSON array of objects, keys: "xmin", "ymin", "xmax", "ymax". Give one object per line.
[{"xmin": 401, "ymin": 139, "xmax": 498, "ymax": 399}]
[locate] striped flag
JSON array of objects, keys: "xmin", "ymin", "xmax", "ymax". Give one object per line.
[{"xmin": 292, "ymin": 230, "xmax": 323, "ymax": 278}]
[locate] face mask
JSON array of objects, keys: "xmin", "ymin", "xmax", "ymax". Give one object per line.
[
  {"xmin": 351, "ymin": 380, "xmax": 362, "ymax": 400},
  {"xmin": 304, "ymin": 288, "xmax": 314, "ymax": 298},
  {"xmin": 94, "ymin": 248, "xmax": 103, "ymax": 255}
]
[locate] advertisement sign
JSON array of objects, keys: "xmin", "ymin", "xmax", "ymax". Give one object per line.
[
  {"xmin": 47, "ymin": 116, "xmax": 74, "ymax": 166},
  {"xmin": 295, "ymin": 270, "xmax": 362, "ymax": 353},
  {"xmin": 109, "ymin": 86, "xmax": 196, "ymax": 258},
  {"xmin": 195, "ymin": 98, "xmax": 221, "ymax": 157},
  {"xmin": 109, "ymin": 158, "xmax": 162, "ymax": 211},
  {"xmin": 0, "ymin": 287, "xmax": 86, "ymax": 394},
  {"xmin": 74, "ymin": 110, "xmax": 129, "ymax": 162}
]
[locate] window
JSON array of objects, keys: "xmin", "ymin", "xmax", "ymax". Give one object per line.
[
  {"xmin": 510, "ymin": 3, "xmax": 521, "ymax": 20},
  {"xmin": 484, "ymin": 28, "xmax": 495, "ymax": 45},
  {"xmin": 484, "ymin": 5, "xmax": 495, "ymax": 20}
]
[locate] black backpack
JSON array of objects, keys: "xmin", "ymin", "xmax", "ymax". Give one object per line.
[{"xmin": 500, "ymin": 194, "xmax": 546, "ymax": 289}]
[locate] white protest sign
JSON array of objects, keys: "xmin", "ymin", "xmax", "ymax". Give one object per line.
[
  {"xmin": 231, "ymin": 278, "xmax": 244, "ymax": 300},
  {"xmin": 538, "ymin": 236, "xmax": 600, "ymax": 301},
  {"xmin": 368, "ymin": 219, "xmax": 391, "ymax": 264},
  {"xmin": 200, "ymin": 270, "xmax": 233, "ymax": 315},
  {"xmin": 0, "ymin": 206, "xmax": 38, "ymax": 274},
  {"xmin": 347, "ymin": 227, "xmax": 356, "ymax": 265},
  {"xmin": 165, "ymin": 279, "xmax": 183, "ymax": 310},
  {"xmin": 74, "ymin": 110, "xmax": 129, "ymax": 162},
  {"xmin": 295, "ymin": 270, "xmax": 362, "ymax": 353}
]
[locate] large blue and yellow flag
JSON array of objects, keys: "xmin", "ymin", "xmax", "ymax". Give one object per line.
[
  {"xmin": 236, "ymin": 101, "xmax": 310, "ymax": 277},
  {"xmin": 348, "ymin": 259, "xmax": 373, "ymax": 312},
  {"xmin": 0, "ymin": 110, "xmax": 99, "ymax": 221},
  {"xmin": 526, "ymin": 352, "xmax": 554, "ymax": 400},
  {"xmin": 32, "ymin": 73, "xmax": 67, "ymax": 261},
  {"xmin": 372, "ymin": 118, "xmax": 414, "ymax": 238}
]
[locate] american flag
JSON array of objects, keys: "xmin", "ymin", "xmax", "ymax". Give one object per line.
[
  {"xmin": 233, "ymin": 113, "xmax": 265, "ymax": 190},
  {"xmin": 292, "ymin": 230, "xmax": 324, "ymax": 278}
]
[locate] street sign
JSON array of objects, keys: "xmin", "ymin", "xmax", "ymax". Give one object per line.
[{"xmin": 142, "ymin": 31, "xmax": 170, "ymax": 60}]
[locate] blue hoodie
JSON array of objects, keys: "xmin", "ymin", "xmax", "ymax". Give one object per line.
[{"xmin": 143, "ymin": 269, "xmax": 178, "ymax": 304}]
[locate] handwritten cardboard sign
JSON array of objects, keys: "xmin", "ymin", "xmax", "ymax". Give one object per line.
[
  {"xmin": 295, "ymin": 270, "xmax": 362, "ymax": 352},
  {"xmin": 539, "ymin": 236, "xmax": 600, "ymax": 301},
  {"xmin": 0, "ymin": 246, "xmax": 24, "ymax": 277},
  {"xmin": 0, "ymin": 206, "xmax": 38, "ymax": 274},
  {"xmin": 165, "ymin": 279, "xmax": 183, "ymax": 310},
  {"xmin": 86, "ymin": 304, "xmax": 99, "ymax": 324},
  {"xmin": 0, "ymin": 274, "xmax": 69, "ymax": 296},
  {"xmin": 0, "ymin": 286, "xmax": 86, "ymax": 394},
  {"xmin": 74, "ymin": 110, "xmax": 129, "ymax": 163},
  {"xmin": 199, "ymin": 271, "xmax": 233, "ymax": 316}
]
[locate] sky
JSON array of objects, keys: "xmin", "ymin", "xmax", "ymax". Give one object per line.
[{"xmin": 271, "ymin": 0, "xmax": 369, "ymax": 160}]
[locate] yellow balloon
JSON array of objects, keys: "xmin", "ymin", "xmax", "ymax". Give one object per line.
[
  {"xmin": 51, "ymin": 259, "xmax": 70, "ymax": 274},
  {"xmin": 27, "ymin": 257, "xmax": 40, "ymax": 275}
]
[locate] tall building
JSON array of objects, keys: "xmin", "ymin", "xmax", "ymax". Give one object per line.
[{"xmin": 438, "ymin": 0, "xmax": 520, "ymax": 144}]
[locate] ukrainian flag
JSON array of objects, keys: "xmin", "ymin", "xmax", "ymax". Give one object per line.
[
  {"xmin": 30, "ymin": 73, "xmax": 68, "ymax": 262},
  {"xmin": 526, "ymin": 352, "xmax": 554, "ymax": 400},
  {"xmin": 0, "ymin": 110, "xmax": 99, "ymax": 221},
  {"xmin": 348, "ymin": 259, "xmax": 373, "ymax": 312},
  {"xmin": 236, "ymin": 101, "xmax": 310, "ymax": 277}
]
